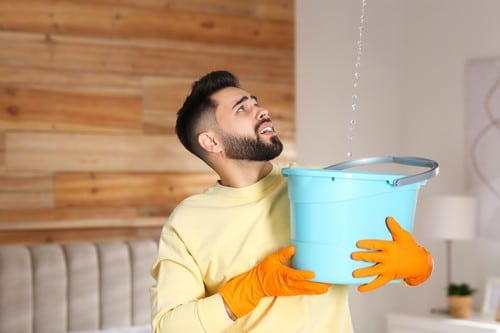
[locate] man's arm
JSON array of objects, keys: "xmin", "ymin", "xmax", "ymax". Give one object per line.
[{"xmin": 150, "ymin": 230, "xmax": 233, "ymax": 333}]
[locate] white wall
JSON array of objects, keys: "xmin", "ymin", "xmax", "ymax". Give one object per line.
[
  {"xmin": 296, "ymin": 1, "xmax": 500, "ymax": 332},
  {"xmin": 296, "ymin": 0, "xmax": 407, "ymax": 165}
]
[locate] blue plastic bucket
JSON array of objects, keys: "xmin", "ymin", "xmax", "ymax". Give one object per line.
[{"xmin": 282, "ymin": 156, "xmax": 438, "ymax": 285}]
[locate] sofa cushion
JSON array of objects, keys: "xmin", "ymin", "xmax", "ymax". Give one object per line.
[
  {"xmin": 70, "ymin": 324, "xmax": 151, "ymax": 333},
  {"xmin": 0, "ymin": 240, "xmax": 157, "ymax": 333}
]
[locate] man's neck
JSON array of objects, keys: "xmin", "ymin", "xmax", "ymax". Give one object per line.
[{"xmin": 217, "ymin": 160, "xmax": 273, "ymax": 188}]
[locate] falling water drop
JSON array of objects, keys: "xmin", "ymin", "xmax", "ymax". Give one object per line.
[{"xmin": 346, "ymin": 0, "xmax": 367, "ymax": 159}]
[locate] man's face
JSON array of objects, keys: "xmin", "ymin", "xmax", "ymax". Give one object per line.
[{"xmin": 211, "ymin": 86, "xmax": 283, "ymax": 161}]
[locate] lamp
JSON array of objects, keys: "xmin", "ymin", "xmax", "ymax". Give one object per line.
[{"xmin": 419, "ymin": 195, "xmax": 476, "ymax": 286}]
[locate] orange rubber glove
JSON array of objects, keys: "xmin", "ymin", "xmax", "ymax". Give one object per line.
[
  {"xmin": 351, "ymin": 216, "xmax": 433, "ymax": 292},
  {"xmin": 219, "ymin": 246, "xmax": 331, "ymax": 319}
]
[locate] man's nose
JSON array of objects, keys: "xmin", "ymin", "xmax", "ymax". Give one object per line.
[{"xmin": 257, "ymin": 107, "xmax": 269, "ymax": 119}]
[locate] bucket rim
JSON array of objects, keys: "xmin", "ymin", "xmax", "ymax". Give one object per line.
[
  {"xmin": 282, "ymin": 167, "xmax": 426, "ymax": 186},
  {"xmin": 283, "ymin": 155, "xmax": 438, "ymax": 187}
]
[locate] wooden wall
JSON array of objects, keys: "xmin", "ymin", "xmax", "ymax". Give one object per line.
[{"xmin": 0, "ymin": 0, "xmax": 295, "ymax": 244}]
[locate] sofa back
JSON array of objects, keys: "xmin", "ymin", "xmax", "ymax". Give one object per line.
[{"xmin": 0, "ymin": 240, "xmax": 157, "ymax": 333}]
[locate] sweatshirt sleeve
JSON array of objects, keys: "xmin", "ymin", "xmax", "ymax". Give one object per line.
[{"xmin": 150, "ymin": 227, "xmax": 233, "ymax": 333}]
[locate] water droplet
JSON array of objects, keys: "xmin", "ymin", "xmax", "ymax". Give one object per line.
[{"xmin": 346, "ymin": 0, "xmax": 367, "ymax": 160}]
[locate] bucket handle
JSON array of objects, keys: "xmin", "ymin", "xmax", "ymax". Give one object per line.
[{"xmin": 324, "ymin": 156, "xmax": 439, "ymax": 187}]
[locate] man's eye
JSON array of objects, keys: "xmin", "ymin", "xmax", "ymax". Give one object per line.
[{"xmin": 237, "ymin": 105, "xmax": 245, "ymax": 112}]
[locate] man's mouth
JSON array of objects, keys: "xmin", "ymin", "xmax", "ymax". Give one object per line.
[{"xmin": 257, "ymin": 119, "xmax": 275, "ymax": 135}]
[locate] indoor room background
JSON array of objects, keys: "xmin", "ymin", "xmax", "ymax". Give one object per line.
[
  {"xmin": 1, "ymin": 1, "xmax": 500, "ymax": 333},
  {"xmin": 296, "ymin": 1, "xmax": 500, "ymax": 332}
]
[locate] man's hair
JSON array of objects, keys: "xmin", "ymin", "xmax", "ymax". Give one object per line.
[{"xmin": 176, "ymin": 70, "xmax": 240, "ymax": 159}]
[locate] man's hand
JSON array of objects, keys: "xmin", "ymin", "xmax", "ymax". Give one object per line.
[
  {"xmin": 351, "ymin": 216, "xmax": 433, "ymax": 292},
  {"xmin": 219, "ymin": 246, "xmax": 331, "ymax": 319}
]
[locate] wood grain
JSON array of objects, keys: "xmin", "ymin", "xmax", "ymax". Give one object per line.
[
  {"xmin": 0, "ymin": 32, "xmax": 293, "ymax": 84},
  {"xmin": 5, "ymin": 132, "xmax": 210, "ymax": 172},
  {"xmin": 0, "ymin": 226, "xmax": 162, "ymax": 245},
  {"xmin": 0, "ymin": 85, "xmax": 142, "ymax": 133},
  {"xmin": 0, "ymin": 132, "xmax": 4, "ymax": 166},
  {"xmin": 0, "ymin": 66, "xmax": 143, "ymax": 93},
  {"xmin": 54, "ymin": 171, "xmax": 217, "ymax": 208},
  {"xmin": 0, "ymin": 0, "xmax": 293, "ymax": 50},
  {"xmin": 0, "ymin": 172, "xmax": 53, "ymax": 209},
  {"xmin": 0, "ymin": 0, "xmax": 294, "ymax": 244}
]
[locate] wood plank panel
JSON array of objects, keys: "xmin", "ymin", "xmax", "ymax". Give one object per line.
[
  {"xmin": 0, "ymin": 226, "xmax": 161, "ymax": 245},
  {"xmin": 75, "ymin": 0, "xmax": 293, "ymax": 21},
  {"xmin": 0, "ymin": 86, "xmax": 143, "ymax": 133},
  {"xmin": 255, "ymin": 0, "xmax": 294, "ymax": 21},
  {"xmin": 5, "ymin": 132, "xmax": 209, "ymax": 172},
  {"xmin": 0, "ymin": 132, "xmax": 4, "ymax": 166},
  {"xmin": 0, "ymin": 172, "xmax": 53, "ymax": 209},
  {"xmin": 169, "ymin": 0, "xmax": 293, "ymax": 21},
  {"xmin": 0, "ymin": 207, "xmax": 138, "ymax": 223},
  {"xmin": 0, "ymin": 207, "xmax": 168, "ymax": 222},
  {"xmin": 166, "ymin": 0, "xmax": 255, "ymax": 16},
  {"xmin": 142, "ymin": 77, "xmax": 191, "ymax": 111},
  {"xmin": 54, "ymin": 172, "xmax": 217, "ymax": 208},
  {"xmin": 0, "ymin": 216, "xmax": 165, "ymax": 231},
  {"xmin": 141, "ymin": 108, "xmax": 177, "ymax": 135},
  {"xmin": 0, "ymin": 1, "xmax": 293, "ymax": 50},
  {"xmin": 0, "ymin": 0, "xmax": 295, "ymax": 243},
  {"xmin": 0, "ymin": 32, "xmax": 294, "ymax": 84},
  {"xmin": 141, "ymin": 76, "xmax": 190, "ymax": 135},
  {"xmin": 0, "ymin": 66, "xmax": 142, "ymax": 93}
]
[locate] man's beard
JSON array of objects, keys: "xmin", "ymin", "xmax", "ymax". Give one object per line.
[{"xmin": 220, "ymin": 130, "xmax": 283, "ymax": 161}]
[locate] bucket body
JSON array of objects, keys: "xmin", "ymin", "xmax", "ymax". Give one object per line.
[{"xmin": 282, "ymin": 167, "xmax": 425, "ymax": 285}]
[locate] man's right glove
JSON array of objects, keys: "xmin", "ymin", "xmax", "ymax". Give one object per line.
[
  {"xmin": 351, "ymin": 216, "xmax": 433, "ymax": 292},
  {"xmin": 219, "ymin": 246, "xmax": 331, "ymax": 319}
]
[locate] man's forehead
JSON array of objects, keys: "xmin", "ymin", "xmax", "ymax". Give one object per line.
[{"xmin": 212, "ymin": 86, "xmax": 249, "ymax": 105}]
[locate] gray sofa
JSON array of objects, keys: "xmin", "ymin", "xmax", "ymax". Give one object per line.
[{"xmin": 0, "ymin": 240, "xmax": 157, "ymax": 333}]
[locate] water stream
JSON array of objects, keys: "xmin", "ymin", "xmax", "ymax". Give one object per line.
[{"xmin": 347, "ymin": 0, "xmax": 367, "ymax": 158}]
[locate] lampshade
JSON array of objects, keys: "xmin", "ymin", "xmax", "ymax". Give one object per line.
[{"xmin": 419, "ymin": 195, "xmax": 476, "ymax": 240}]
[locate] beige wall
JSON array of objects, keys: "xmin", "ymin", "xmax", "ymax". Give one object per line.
[{"xmin": 296, "ymin": 1, "xmax": 500, "ymax": 332}]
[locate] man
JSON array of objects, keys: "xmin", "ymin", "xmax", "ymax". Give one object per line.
[{"xmin": 150, "ymin": 70, "xmax": 433, "ymax": 332}]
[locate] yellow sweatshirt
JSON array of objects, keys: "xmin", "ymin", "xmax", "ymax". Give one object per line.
[{"xmin": 150, "ymin": 163, "xmax": 353, "ymax": 333}]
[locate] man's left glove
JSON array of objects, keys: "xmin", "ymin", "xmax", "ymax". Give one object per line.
[
  {"xmin": 219, "ymin": 246, "xmax": 330, "ymax": 319},
  {"xmin": 351, "ymin": 216, "xmax": 433, "ymax": 292}
]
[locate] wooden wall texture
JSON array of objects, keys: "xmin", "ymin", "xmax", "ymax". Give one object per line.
[{"xmin": 0, "ymin": 0, "xmax": 295, "ymax": 244}]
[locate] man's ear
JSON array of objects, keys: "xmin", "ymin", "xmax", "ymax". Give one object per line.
[{"xmin": 198, "ymin": 131, "xmax": 223, "ymax": 153}]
